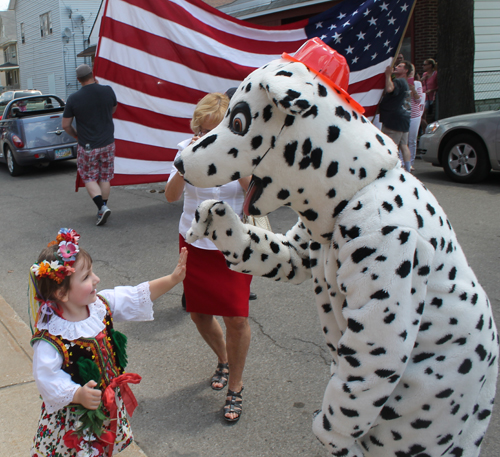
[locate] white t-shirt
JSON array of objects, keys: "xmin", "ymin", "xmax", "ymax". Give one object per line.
[{"xmin": 168, "ymin": 138, "xmax": 246, "ymax": 250}]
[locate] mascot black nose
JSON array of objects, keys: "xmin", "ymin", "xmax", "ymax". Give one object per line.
[{"xmin": 174, "ymin": 157, "xmax": 185, "ymax": 175}]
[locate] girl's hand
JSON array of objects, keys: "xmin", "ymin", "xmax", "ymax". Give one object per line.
[
  {"xmin": 73, "ymin": 380, "xmax": 102, "ymax": 410},
  {"xmin": 172, "ymin": 247, "xmax": 188, "ymax": 283}
]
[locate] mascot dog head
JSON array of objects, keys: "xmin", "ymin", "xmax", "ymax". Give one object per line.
[{"xmin": 176, "ymin": 56, "xmax": 400, "ymax": 239}]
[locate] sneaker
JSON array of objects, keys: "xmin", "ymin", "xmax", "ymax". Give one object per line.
[{"xmin": 96, "ymin": 205, "xmax": 111, "ymax": 226}]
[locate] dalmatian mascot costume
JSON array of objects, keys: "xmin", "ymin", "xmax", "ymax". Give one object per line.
[{"xmin": 175, "ymin": 39, "xmax": 498, "ymax": 457}]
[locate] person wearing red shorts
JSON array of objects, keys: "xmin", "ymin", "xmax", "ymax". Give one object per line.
[{"xmin": 62, "ymin": 64, "xmax": 117, "ymax": 226}]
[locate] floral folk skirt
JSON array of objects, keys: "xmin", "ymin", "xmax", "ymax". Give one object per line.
[{"xmin": 31, "ymin": 387, "xmax": 133, "ymax": 457}]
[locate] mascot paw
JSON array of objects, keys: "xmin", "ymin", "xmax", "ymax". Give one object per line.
[{"xmin": 186, "ymin": 200, "xmax": 243, "ymax": 246}]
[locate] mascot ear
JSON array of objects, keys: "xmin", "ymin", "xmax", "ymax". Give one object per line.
[{"xmin": 260, "ymin": 61, "xmax": 318, "ymax": 116}]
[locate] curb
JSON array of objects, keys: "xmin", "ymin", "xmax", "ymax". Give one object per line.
[{"xmin": 0, "ymin": 294, "xmax": 148, "ymax": 457}]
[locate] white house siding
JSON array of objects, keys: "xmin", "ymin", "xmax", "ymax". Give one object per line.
[
  {"xmin": 15, "ymin": 0, "xmax": 100, "ymax": 101},
  {"xmin": 474, "ymin": 0, "xmax": 500, "ymax": 109},
  {"xmin": 58, "ymin": 1, "xmax": 102, "ymax": 98}
]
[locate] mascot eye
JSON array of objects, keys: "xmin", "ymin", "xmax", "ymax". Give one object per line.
[{"xmin": 229, "ymin": 102, "xmax": 251, "ymax": 136}]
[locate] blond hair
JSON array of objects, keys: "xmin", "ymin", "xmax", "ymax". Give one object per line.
[{"xmin": 190, "ymin": 92, "xmax": 229, "ymax": 134}]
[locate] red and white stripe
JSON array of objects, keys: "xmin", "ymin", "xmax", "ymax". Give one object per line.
[{"xmin": 94, "ymin": 0, "xmax": 390, "ymax": 186}]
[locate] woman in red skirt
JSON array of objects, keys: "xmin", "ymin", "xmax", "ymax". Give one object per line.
[{"xmin": 165, "ymin": 92, "xmax": 251, "ymax": 422}]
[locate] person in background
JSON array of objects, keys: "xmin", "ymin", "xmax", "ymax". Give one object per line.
[
  {"xmin": 419, "ymin": 58, "xmax": 438, "ymax": 130},
  {"xmin": 165, "ymin": 92, "xmax": 252, "ymax": 423},
  {"xmin": 62, "ymin": 64, "xmax": 117, "ymax": 226},
  {"xmin": 379, "ymin": 61, "xmax": 412, "ymax": 172},
  {"xmin": 407, "ymin": 64, "xmax": 424, "ymax": 169}
]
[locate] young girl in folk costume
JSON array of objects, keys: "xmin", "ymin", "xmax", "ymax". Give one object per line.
[{"xmin": 29, "ymin": 228, "xmax": 187, "ymax": 457}]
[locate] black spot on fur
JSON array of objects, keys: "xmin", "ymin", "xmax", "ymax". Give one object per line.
[
  {"xmin": 276, "ymin": 70, "xmax": 292, "ymax": 77},
  {"xmin": 396, "ymin": 260, "xmax": 412, "ymax": 278},
  {"xmin": 303, "ymin": 105, "xmax": 318, "ymax": 118},
  {"xmin": 192, "ymin": 133, "xmax": 217, "ymax": 152},
  {"xmin": 228, "ymin": 148, "xmax": 238, "ymax": 158},
  {"xmin": 335, "ymin": 106, "xmax": 351, "ymax": 121},
  {"xmin": 299, "ymin": 209, "xmax": 318, "ymax": 221},
  {"xmin": 371, "ymin": 290, "xmax": 389, "ymax": 300},
  {"xmin": 347, "ymin": 318, "xmax": 364, "ymax": 333},
  {"xmin": 376, "ymin": 134, "xmax": 385, "ymax": 145},
  {"xmin": 327, "ymin": 126, "xmax": 341, "ymax": 143},
  {"xmin": 411, "ymin": 419, "xmax": 432, "ymax": 429},
  {"xmin": 269, "ymin": 242, "xmax": 280, "ymax": 254},
  {"xmin": 380, "ymin": 406, "xmax": 400, "ymax": 420},
  {"xmin": 326, "ymin": 161, "xmax": 339, "ymax": 177},
  {"xmin": 458, "ymin": 359, "xmax": 472, "ymax": 374},
  {"xmin": 311, "ymin": 148, "xmax": 323, "ymax": 169},
  {"xmin": 339, "ymin": 225, "xmax": 360, "ymax": 239},
  {"xmin": 207, "ymin": 164, "xmax": 217, "ymax": 176},
  {"xmin": 251, "ymin": 136, "xmax": 263, "ymax": 150},
  {"xmin": 382, "ymin": 226, "xmax": 397, "ymax": 235},
  {"xmin": 413, "ymin": 352, "xmax": 435, "ymax": 363},
  {"xmin": 302, "ymin": 138, "xmax": 312, "ymax": 155},
  {"xmin": 340, "ymin": 407, "xmax": 359, "ymax": 417},
  {"xmin": 277, "ymin": 189, "xmax": 290, "ymax": 200},
  {"xmin": 242, "ymin": 247, "xmax": 253, "ymax": 262},
  {"xmin": 352, "ymin": 247, "xmax": 376, "ymax": 263},
  {"xmin": 231, "ymin": 172, "xmax": 240, "ymax": 181},
  {"xmin": 436, "ymin": 388, "xmax": 454, "ymax": 398},
  {"xmin": 333, "ymin": 200, "xmax": 349, "ymax": 218},
  {"xmin": 318, "ymin": 84, "xmax": 327, "ymax": 97},
  {"xmin": 284, "ymin": 141, "xmax": 298, "ymax": 166},
  {"xmin": 263, "ymin": 105, "xmax": 273, "ymax": 122},
  {"xmin": 284, "ymin": 114, "xmax": 295, "ymax": 126}
]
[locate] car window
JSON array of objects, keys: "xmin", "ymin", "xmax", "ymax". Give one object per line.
[
  {"xmin": 13, "ymin": 91, "xmax": 42, "ymax": 99},
  {"xmin": 12, "ymin": 96, "xmax": 63, "ymax": 114}
]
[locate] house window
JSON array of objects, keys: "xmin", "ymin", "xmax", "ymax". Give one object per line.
[
  {"xmin": 21, "ymin": 23, "xmax": 25, "ymax": 44},
  {"xmin": 40, "ymin": 12, "xmax": 52, "ymax": 38}
]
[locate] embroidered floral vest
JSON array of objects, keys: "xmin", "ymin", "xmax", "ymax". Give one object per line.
[{"xmin": 31, "ymin": 295, "xmax": 127, "ymax": 392}]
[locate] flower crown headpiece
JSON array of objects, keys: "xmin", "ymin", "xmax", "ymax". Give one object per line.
[
  {"xmin": 31, "ymin": 228, "xmax": 80, "ymax": 283},
  {"xmin": 28, "ymin": 228, "xmax": 81, "ymax": 332}
]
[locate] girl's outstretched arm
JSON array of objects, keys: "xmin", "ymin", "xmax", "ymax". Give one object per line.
[{"xmin": 148, "ymin": 247, "xmax": 188, "ymax": 301}]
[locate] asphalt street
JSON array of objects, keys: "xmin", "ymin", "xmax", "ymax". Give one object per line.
[{"xmin": 0, "ymin": 157, "xmax": 499, "ymax": 456}]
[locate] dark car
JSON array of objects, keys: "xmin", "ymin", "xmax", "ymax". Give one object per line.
[{"xmin": 0, "ymin": 94, "xmax": 77, "ymax": 176}]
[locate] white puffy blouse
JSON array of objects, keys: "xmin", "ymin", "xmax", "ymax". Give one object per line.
[{"xmin": 32, "ymin": 282, "xmax": 153, "ymax": 413}]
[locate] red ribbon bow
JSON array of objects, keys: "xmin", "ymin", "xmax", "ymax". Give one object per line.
[{"xmin": 102, "ymin": 372, "xmax": 142, "ymax": 457}]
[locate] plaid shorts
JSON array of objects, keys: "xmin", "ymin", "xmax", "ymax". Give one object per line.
[{"xmin": 77, "ymin": 142, "xmax": 115, "ymax": 183}]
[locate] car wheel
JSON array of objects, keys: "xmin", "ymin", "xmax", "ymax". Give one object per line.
[
  {"xmin": 442, "ymin": 134, "xmax": 490, "ymax": 183},
  {"xmin": 6, "ymin": 146, "xmax": 24, "ymax": 176}
]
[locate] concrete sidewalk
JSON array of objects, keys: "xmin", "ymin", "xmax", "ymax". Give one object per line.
[{"xmin": 0, "ymin": 294, "xmax": 147, "ymax": 457}]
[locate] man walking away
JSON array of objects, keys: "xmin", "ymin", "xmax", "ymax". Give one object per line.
[
  {"xmin": 62, "ymin": 64, "xmax": 117, "ymax": 226},
  {"xmin": 379, "ymin": 61, "xmax": 412, "ymax": 172}
]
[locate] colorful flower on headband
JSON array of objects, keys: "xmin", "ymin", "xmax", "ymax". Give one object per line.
[
  {"xmin": 56, "ymin": 228, "xmax": 80, "ymax": 244},
  {"xmin": 31, "ymin": 260, "xmax": 74, "ymax": 284},
  {"xmin": 59, "ymin": 241, "xmax": 79, "ymax": 261},
  {"xmin": 31, "ymin": 228, "xmax": 81, "ymax": 284}
]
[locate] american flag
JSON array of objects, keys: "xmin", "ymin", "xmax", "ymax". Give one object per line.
[{"xmin": 92, "ymin": 0, "xmax": 416, "ymax": 187}]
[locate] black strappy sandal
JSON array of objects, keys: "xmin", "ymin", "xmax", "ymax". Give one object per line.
[
  {"xmin": 223, "ymin": 387, "xmax": 243, "ymax": 422},
  {"xmin": 210, "ymin": 362, "xmax": 229, "ymax": 391}
]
